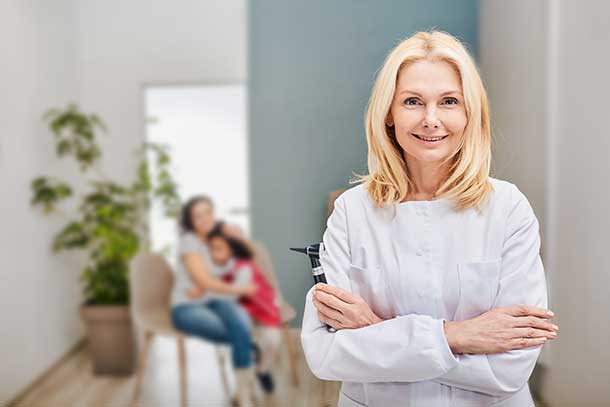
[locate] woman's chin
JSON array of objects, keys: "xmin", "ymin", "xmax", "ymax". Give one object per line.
[{"xmin": 405, "ymin": 150, "xmax": 450, "ymax": 163}]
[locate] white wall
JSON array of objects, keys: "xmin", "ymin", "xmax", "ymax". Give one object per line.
[
  {"xmin": 478, "ymin": 0, "xmax": 551, "ymax": 370},
  {"xmin": 480, "ymin": 0, "xmax": 610, "ymax": 404},
  {"xmin": 0, "ymin": 1, "xmax": 247, "ymax": 403},
  {"xmin": 543, "ymin": 0, "xmax": 610, "ymax": 403},
  {"xmin": 0, "ymin": 1, "xmax": 83, "ymax": 404},
  {"xmin": 76, "ymin": 0, "xmax": 247, "ymax": 183}
]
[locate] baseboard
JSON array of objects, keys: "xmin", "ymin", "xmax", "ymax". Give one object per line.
[{"xmin": 7, "ymin": 337, "xmax": 87, "ymax": 406}]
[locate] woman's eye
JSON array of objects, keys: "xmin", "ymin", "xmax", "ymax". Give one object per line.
[
  {"xmin": 404, "ymin": 97, "xmax": 420, "ymax": 106},
  {"xmin": 442, "ymin": 97, "xmax": 459, "ymax": 105}
]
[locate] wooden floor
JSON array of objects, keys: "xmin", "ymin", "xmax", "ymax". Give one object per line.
[{"xmin": 13, "ymin": 329, "xmax": 340, "ymax": 407}]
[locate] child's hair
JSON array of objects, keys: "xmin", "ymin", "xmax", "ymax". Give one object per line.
[{"xmin": 207, "ymin": 221, "xmax": 254, "ymax": 260}]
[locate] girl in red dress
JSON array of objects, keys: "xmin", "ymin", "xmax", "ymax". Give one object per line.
[{"xmin": 204, "ymin": 223, "xmax": 282, "ymax": 394}]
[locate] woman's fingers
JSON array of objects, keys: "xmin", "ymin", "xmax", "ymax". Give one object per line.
[
  {"xmin": 314, "ymin": 287, "xmax": 350, "ymax": 312},
  {"xmin": 313, "ymin": 297, "xmax": 345, "ymax": 323},
  {"xmin": 513, "ymin": 315, "xmax": 559, "ymax": 332},
  {"xmin": 503, "ymin": 304, "xmax": 554, "ymax": 319},
  {"xmin": 222, "ymin": 223, "xmax": 245, "ymax": 239},
  {"xmin": 315, "ymin": 283, "xmax": 359, "ymax": 304},
  {"xmin": 313, "ymin": 285, "xmax": 381, "ymax": 329},
  {"xmin": 509, "ymin": 336, "xmax": 548, "ymax": 350},
  {"xmin": 317, "ymin": 311, "xmax": 343, "ymax": 330},
  {"xmin": 511, "ymin": 327, "xmax": 558, "ymax": 340}
]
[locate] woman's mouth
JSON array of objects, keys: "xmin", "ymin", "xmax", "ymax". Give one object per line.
[{"xmin": 411, "ymin": 133, "xmax": 449, "ymax": 144}]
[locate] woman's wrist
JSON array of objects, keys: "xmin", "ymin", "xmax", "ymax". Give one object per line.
[
  {"xmin": 443, "ymin": 320, "xmax": 463, "ymax": 354},
  {"xmin": 232, "ymin": 284, "xmax": 246, "ymax": 295},
  {"xmin": 371, "ymin": 313, "xmax": 384, "ymax": 325}
]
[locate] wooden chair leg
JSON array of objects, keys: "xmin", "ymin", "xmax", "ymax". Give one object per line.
[
  {"xmin": 216, "ymin": 346, "xmax": 231, "ymax": 397},
  {"xmin": 132, "ymin": 330, "xmax": 154, "ymax": 405},
  {"xmin": 177, "ymin": 336, "xmax": 187, "ymax": 407},
  {"xmin": 282, "ymin": 322, "xmax": 299, "ymax": 386}
]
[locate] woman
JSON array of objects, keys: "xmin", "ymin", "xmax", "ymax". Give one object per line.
[
  {"xmin": 170, "ymin": 195, "xmax": 258, "ymax": 406},
  {"xmin": 301, "ymin": 30, "xmax": 559, "ymax": 407}
]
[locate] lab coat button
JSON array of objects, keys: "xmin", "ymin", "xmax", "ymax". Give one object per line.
[{"xmin": 416, "ymin": 250, "xmax": 423, "ymax": 256}]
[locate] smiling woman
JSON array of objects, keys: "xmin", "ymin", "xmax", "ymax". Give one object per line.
[
  {"xmin": 300, "ymin": 30, "xmax": 555, "ymax": 407},
  {"xmin": 388, "ymin": 59, "xmax": 467, "ymax": 159}
]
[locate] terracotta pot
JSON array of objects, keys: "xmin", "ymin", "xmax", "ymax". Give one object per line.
[{"xmin": 80, "ymin": 305, "xmax": 135, "ymax": 375}]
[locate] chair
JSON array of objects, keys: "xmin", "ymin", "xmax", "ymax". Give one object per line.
[
  {"xmin": 327, "ymin": 188, "xmax": 347, "ymax": 219},
  {"xmin": 129, "ymin": 253, "xmax": 230, "ymax": 407},
  {"xmin": 251, "ymin": 240, "xmax": 299, "ymax": 386}
]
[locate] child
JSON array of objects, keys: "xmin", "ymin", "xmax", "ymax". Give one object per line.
[{"xmin": 205, "ymin": 223, "xmax": 282, "ymax": 395}]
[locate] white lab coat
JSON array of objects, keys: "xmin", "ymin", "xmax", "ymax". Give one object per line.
[{"xmin": 301, "ymin": 177, "xmax": 548, "ymax": 407}]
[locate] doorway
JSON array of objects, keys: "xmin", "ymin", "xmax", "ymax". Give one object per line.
[{"xmin": 144, "ymin": 84, "xmax": 249, "ymax": 263}]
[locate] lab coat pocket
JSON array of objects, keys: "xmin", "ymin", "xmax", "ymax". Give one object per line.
[
  {"xmin": 338, "ymin": 391, "xmax": 367, "ymax": 407},
  {"xmin": 348, "ymin": 263, "xmax": 395, "ymax": 319},
  {"xmin": 454, "ymin": 259, "xmax": 501, "ymax": 320}
]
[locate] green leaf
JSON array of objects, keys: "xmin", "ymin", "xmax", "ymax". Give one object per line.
[
  {"xmin": 32, "ymin": 109, "xmax": 182, "ymax": 305},
  {"xmin": 30, "ymin": 177, "xmax": 72, "ymax": 211}
]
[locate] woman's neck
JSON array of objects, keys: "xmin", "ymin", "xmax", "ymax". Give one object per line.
[
  {"xmin": 403, "ymin": 154, "xmax": 449, "ymax": 201},
  {"xmin": 195, "ymin": 230, "xmax": 208, "ymax": 244}
]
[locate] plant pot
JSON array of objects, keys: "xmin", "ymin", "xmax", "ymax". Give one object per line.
[{"xmin": 80, "ymin": 304, "xmax": 135, "ymax": 375}]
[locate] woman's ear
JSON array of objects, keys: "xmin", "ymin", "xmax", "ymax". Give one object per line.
[{"xmin": 385, "ymin": 113, "xmax": 394, "ymax": 127}]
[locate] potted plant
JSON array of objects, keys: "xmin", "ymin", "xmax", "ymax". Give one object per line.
[{"xmin": 30, "ymin": 103, "xmax": 180, "ymax": 375}]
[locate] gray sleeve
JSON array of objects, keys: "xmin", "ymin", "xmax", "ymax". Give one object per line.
[
  {"xmin": 233, "ymin": 264, "xmax": 253, "ymax": 286},
  {"xmin": 179, "ymin": 233, "xmax": 202, "ymax": 255}
]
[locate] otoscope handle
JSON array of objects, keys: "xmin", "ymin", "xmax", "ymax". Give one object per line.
[
  {"xmin": 290, "ymin": 244, "xmax": 337, "ymax": 333},
  {"xmin": 314, "ymin": 275, "xmax": 327, "ymax": 284},
  {"xmin": 312, "ymin": 266, "xmax": 337, "ymax": 332}
]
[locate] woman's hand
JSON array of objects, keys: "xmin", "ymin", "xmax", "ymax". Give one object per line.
[
  {"xmin": 186, "ymin": 285, "xmax": 205, "ymax": 299},
  {"xmin": 444, "ymin": 305, "xmax": 559, "ymax": 354},
  {"xmin": 236, "ymin": 282, "xmax": 258, "ymax": 298},
  {"xmin": 222, "ymin": 223, "xmax": 246, "ymax": 240},
  {"xmin": 312, "ymin": 283, "xmax": 384, "ymax": 330}
]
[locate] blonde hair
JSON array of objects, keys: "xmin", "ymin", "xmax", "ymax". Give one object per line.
[{"xmin": 351, "ymin": 30, "xmax": 494, "ymax": 213}]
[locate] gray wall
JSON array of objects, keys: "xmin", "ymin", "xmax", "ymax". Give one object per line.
[{"xmin": 248, "ymin": 0, "xmax": 478, "ymax": 325}]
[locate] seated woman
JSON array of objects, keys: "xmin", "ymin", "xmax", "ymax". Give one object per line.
[{"xmin": 170, "ymin": 195, "xmax": 258, "ymax": 407}]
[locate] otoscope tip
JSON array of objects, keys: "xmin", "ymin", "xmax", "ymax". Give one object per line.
[{"xmin": 289, "ymin": 247, "xmax": 307, "ymax": 254}]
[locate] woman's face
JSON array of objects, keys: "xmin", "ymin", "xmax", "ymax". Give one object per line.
[
  {"xmin": 387, "ymin": 59, "xmax": 467, "ymax": 165},
  {"xmin": 209, "ymin": 236, "xmax": 232, "ymax": 265},
  {"xmin": 190, "ymin": 201, "xmax": 215, "ymax": 236}
]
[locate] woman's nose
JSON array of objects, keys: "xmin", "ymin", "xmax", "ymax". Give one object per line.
[{"xmin": 423, "ymin": 108, "xmax": 440, "ymax": 129}]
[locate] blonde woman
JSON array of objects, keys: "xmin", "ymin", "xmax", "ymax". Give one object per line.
[{"xmin": 301, "ymin": 31, "xmax": 558, "ymax": 407}]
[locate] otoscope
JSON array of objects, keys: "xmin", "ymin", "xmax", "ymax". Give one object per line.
[{"xmin": 290, "ymin": 243, "xmax": 337, "ymax": 333}]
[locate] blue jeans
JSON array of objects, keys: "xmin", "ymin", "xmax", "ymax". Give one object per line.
[{"xmin": 171, "ymin": 299, "xmax": 253, "ymax": 368}]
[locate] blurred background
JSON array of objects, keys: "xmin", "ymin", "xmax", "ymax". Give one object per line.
[{"xmin": 1, "ymin": 0, "xmax": 608, "ymax": 406}]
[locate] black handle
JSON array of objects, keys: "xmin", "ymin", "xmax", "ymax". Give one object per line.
[{"xmin": 313, "ymin": 274, "xmax": 336, "ymax": 332}]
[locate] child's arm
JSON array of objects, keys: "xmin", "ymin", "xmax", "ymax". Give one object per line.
[{"xmin": 233, "ymin": 264, "xmax": 253, "ymax": 286}]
